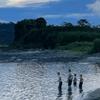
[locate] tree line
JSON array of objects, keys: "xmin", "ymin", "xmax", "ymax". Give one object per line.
[
  {"xmin": 0, "ymin": 18, "xmax": 99, "ymax": 52},
  {"xmin": 0, "ymin": 22, "xmax": 14, "ymax": 45},
  {"xmin": 12, "ymin": 18, "xmax": 100, "ymax": 51}
]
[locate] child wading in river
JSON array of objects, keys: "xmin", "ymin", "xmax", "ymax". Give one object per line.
[
  {"xmin": 79, "ymin": 74, "xmax": 83, "ymax": 92},
  {"xmin": 68, "ymin": 69, "xmax": 73, "ymax": 87},
  {"xmin": 73, "ymin": 74, "xmax": 77, "ymax": 87},
  {"xmin": 57, "ymin": 72, "xmax": 62, "ymax": 96}
]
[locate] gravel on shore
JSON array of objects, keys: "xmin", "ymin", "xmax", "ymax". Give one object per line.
[{"xmin": 0, "ymin": 50, "xmax": 99, "ymax": 63}]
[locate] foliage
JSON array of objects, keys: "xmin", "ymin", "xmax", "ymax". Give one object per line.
[
  {"xmin": 11, "ymin": 18, "xmax": 100, "ymax": 52},
  {"xmin": 77, "ymin": 19, "xmax": 90, "ymax": 27},
  {"xmin": 0, "ymin": 22, "xmax": 15, "ymax": 44},
  {"xmin": 57, "ymin": 42, "xmax": 93, "ymax": 53},
  {"xmin": 92, "ymin": 39, "xmax": 100, "ymax": 53}
]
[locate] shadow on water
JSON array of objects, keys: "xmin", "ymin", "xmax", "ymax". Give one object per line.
[
  {"xmin": 67, "ymin": 86, "xmax": 73, "ymax": 100},
  {"xmin": 56, "ymin": 97, "xmax": 63, "ymax": 100},
  {"xmin": 67, "ymin": 86, "xmax": 84, "ymax": 100},
  {"xmin": 57, "ymin": 83, "xmax": 62, "ymax": 99},
  {"xmin": 79, "ymin": 88, "xmax": 83, "ymax": 94},
  {"xmin": 58, "ymin": 89, "xmax": 62, "ymax": 97},
  {"xmin": 56, "ymin": 86, "xmax": 80, "ymax": 100},
  {"xmin": 56, "ymin": 77, "xmax": 63, "ymax": 100}
]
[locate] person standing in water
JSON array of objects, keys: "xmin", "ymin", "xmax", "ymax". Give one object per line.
[
  {"xmin": 73, "ymin": 74, "xmax": 77, "ymax": 87},
  {"xmin": 79, "ymin": 74, "xmax": 83, "ymax": 93},
  {"xmin": 57, "ymin": 72, "xmax": 62, "ymax": 96},
  {"xmin": 68, "ymin": 69, "xmax": 73, "ymax": 87}
]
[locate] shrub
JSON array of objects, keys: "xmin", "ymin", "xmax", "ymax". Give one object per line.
[{"xmin": 92, "ymin": 39, "xmax": 100, "ymax": 53}]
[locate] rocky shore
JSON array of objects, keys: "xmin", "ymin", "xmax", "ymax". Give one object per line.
[
  {"xmin": 0, "ymin": 50, "xmax": 84, "ymax": 62},
  {"xmin": 0, "ymin": 50, "xmax": 99, "ymax": 63}
]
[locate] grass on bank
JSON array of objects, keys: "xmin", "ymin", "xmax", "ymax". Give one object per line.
[{"xmin": 56, "ymin": 42, "xmax": 93, "ymax": 53}]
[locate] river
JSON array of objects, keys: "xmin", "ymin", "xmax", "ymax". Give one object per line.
[{"xmin": 0, "ymin": 51, "xmax": 100, "ymax": 100}]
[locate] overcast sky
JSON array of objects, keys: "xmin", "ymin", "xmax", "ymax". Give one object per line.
[{"xmin": 0, "ymin": 0, "xmax": 100, "ymax": 25}]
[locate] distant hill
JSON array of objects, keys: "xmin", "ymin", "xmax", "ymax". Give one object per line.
[{"xmin": 0, "ymin": 22, "xmax": 15, "ymax": 45}]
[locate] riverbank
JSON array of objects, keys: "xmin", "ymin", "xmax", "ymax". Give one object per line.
[
  {"xmin": 0, "ymin": 50, "xmax": 84, "ymax": 62},
  {"xmin": 0, "ymin": 50, "xmax": 99, "ymax": 63},
  {"xmin": 0, "ymin": 50, "xmax": 100, "ymax": 100}
]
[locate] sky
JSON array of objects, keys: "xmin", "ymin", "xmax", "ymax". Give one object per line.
[{"xmin": 0, "ymin": 0, "xmax": 100, "ymax": 25}]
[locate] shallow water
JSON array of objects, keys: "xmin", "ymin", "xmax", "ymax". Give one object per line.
[{"xmin": 0, "ymin": 61, "xmax": 100, "ymax": 100}]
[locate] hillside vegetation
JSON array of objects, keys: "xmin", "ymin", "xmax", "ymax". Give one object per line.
[{"xmin": 0, "ymin": 18, "xmax": 100, "ymax": 53}]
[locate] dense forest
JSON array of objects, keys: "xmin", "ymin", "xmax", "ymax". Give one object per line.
[
  {"xmin": 0, "ymin": 22, "xmax": 14, "ymax": 45},
  {"xmin": 0, "ymin": 18, "xmax": 100, "ymax": 52}
]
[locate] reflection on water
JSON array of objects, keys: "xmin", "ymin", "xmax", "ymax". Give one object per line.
[
  {"xmin": 0, "ymin": 62, "xmax": 100, "ymax": 100},
  {"xmin": 67, "ymin": 86, "xmax": 73, "ymax": 100}
]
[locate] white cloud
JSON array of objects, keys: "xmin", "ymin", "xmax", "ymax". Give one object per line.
[
  {"xmin": 44, "ymin": 13, "xmax": 94, "ymax": 18},
  {"xmin": 88, "ymin": 0, "xmax": 100, "ymax": 15},
  {"xmin": 0, "ymin": 19, "xmax": 9, "ymax": 23},
  {"xmin": 0, "ymin": 0, "xmax": 60, "ymax": 7}
]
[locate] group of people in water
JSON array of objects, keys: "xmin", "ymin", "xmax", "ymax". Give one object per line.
[{"xmin": 57, "ymin": 69, "xmax": 83, "ymax": 96}]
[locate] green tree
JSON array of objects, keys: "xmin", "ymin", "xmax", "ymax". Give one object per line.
[
  {"xmin": 35, "ymin": 17, "xmax": 47, "ymax": 29},
  {"xmin": 14, "ymin": 19, "xmax": 36, "ymax": 42},
  {"xmin": 63, "ymin": 22, "xmax": 73, "ymax": 27},
  {"xmin": 78, "ymin": 19, "xmax": 90, "ymax": 27},
  {"xmin": 92, "ymin": 39, "xmax": 100, "ymax": 53}
]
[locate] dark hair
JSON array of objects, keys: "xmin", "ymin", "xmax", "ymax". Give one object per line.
[
  {"xmin": 57, "ymin": 72, "xmax": 60, "ymax": 75},
  {"xmin": 74, "ymin": 74, "xmax": 76, "ymax": 76},
  {"xmin": 69, "ymin": 69, "xmax": 71, "ymax": 72},
  {"xmin": 80, "ymin": 74, "xmax": 82, "ymax": 77}
]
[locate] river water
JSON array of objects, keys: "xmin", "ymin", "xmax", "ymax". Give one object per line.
[{"xmin": 0, "ymin": 60, "xmax": 100, "ymax": 100}]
